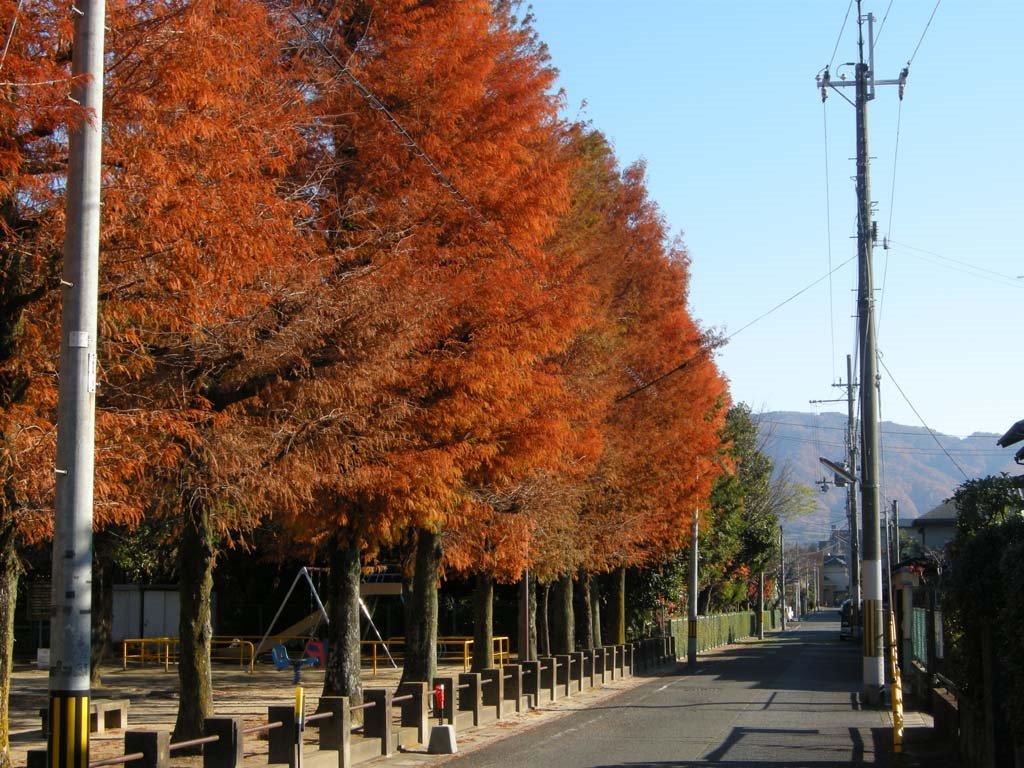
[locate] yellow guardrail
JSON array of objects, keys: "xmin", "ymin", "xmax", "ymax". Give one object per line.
[{"xmin": 121, "ymin": 636, "xmax": 255, "ymax": 673}]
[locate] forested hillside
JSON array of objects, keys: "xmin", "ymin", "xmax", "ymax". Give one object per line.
[{"xmin": 756, "ymin": 411, "xmax": 1021, "ymax": 541}]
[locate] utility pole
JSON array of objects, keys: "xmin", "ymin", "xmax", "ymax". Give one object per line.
[
  {"xmin": 891, "ymin": 499, "xmax": 900, "ymax": 563},
  {"xmin": 518, "ymin": 569, "xmax": 531, "ymax": 661},
  {"xmin": 844, "ymin": 355, "xmax": 862, "ymax": 639},
  {"xmin": 49, "ymin": 1, "xmax": 105, "ymax": 766},
  {"xmin": 779, "ymin": 528, "xmax": 787, "ymax": 632},
  {"xmin": 688, "ymin": 511, "xmax": 699, "ymax": 669},
  {"xmin": 758, "ymin": 571, "xmax": 765, "ymax": 640},
  {"xmin": 817, "ymin": 2, "xmax": 907, "ymax": 706}
]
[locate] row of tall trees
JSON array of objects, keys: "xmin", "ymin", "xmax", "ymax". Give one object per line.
[{"xmin": 0, "ymin": 0, "xmax": 734, "ymax": 756}]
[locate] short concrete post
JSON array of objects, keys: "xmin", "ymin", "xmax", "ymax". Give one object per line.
[
  {"xmin": 571, "ymin": 652, "xmax": 585, "ymax": 692},
  {"xmin": 539, "ymin": 657, "xmax": 557, "ymax": 702},
  {"xmin": 125, "ymin": 731, "xmax": 170, "ymax": 768},
  {"xmin": 615, "ymin": 644, "xmax": 625, "ymax": 677},
  {"xmin": 520, "ymin": 660, "xmax": 541, "ymax": 706},
  {"xmin": 584, "ymin": 649, "xmax": 596, "ymax": 687},
  {"xmin": 458, "ymin": 673, "xmax": 483, "ymax": 726},
  {"xmin": 555, "ymin": 655, "xmax": 572, "ymax": 698},
  {"xmin": 397, "ymin": 682, "xmax": 430, "ymax": 745},
  {"xmin": 594, "ymin": 647, "xmax": 606, "ymax": 683},
  {"xmin": 203, "ymin": 717, "xmax": 244, "ymax": 768},
  {"xmin": 268, "ymin": 705, "xmax": 297, "ymax": 767},
  {"xmin": 363, "ymin": 688, "xmax": 393, "ymax": 757},
  {"xmin": 669, "ymin": 635, "xmax": 677, "ymax": 661},
  {"xmin": 431, "ymin": 676, "xmax": 456, "ymax": 724},
  {"xmin": 621, "ymin": 644, "xmax": 631, "ymax": 677},
  {"xmin": 481, "ymin": 668, "xmax": 504, "ymax": 719},
  {"xmin": 316, "ymin": 697, "xmax": 351, "ymax": 768},
  {"xmin": 503, "ymin": 663, "xmax": 523, "ymax": 712},
  {"xmin": 605, "ymin": 646, "xmax": 618, "ymax": 680}
]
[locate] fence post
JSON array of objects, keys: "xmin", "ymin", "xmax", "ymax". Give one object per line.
[
  {"xmin": 363, "ymin": 688, "xmax": 393, "ymax": 757},
  {"xmin": 520, "ymin": 661, "xmax": 540, "ymax": 707},
  {"xmin": 481, "ymin": 668, "xmax": 504, "ymax": 719},
  {"xmin": 458, "ymin": 672, "xmax": 483, "ymax": 726},
  {"xmin": 397, "ymin": 682, "xmax": 429, "ymax": 746},
  {"xmin": 570, "ymin": 652, "xmax": 585, "ymax": 692},
  {"xmin": 203, "ymin": 717, "xmax": 244, "ymax": 768},
  {"xmin": 316, "ymin": 696, "xmax": 351, "ymax": 768},
  {"xmin": 124, "ymin": 731, "xmax": 170, "ymax": 768},
  {"xmin": 503, "ymin": 663, "xmax": 523, "ymax": 712},
  {"xmin": 605, "ymin": 646, "xmax": 618, "ymax": 680},
  {"xmin": 554, "ymin": 655, "xmax": 571, "ymax": 698},
  {"xmin": 539, "ymin": 657, "xmax": 557, "ymax": 702},
  {"xmin": 268, "ymin": 705, "xmax": 296, "ymax": 768}
]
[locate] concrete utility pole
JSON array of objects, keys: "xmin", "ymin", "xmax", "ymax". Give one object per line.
[
  {"xmin": 49, "ymin": 1, "xmax": 105, "ymax": 766},
  {"xmin": 817, "ymin": 2, "xmax": 907, "ymax": 706},
  {"xmin": 779, "ymin": 529, "xmax": 787, "ymax": 632},
  {"xmin": 844, "ymin": 355, "xmax": 862, "ymax": 639},
  {"xmin": 891, "ymin": 499, "xmax": 900, "ymax": 563},
  {"xmin": 688, "ymin": 511, "xmax": 699, "ymax": 669},
  {"xmin": 758, "ymin": 571, "xmax": 765, "ymax": 640}
]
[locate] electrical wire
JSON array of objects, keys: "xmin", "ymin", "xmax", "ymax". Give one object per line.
[
  {"xmin": 0, "ymin": 0, "xmax": 25, "ymax": 71},
  {"xmin": 874, "ymin": 0, "xmax": 895, "ymax": 45},
  {"xmin": 822, "ymin": 103, "xmax": 837, "ymax": 383},
  {"xmin": 877, "ymin": 98, "xmax": 904, "ymax": 338},
  {"xmin": 755, "ymin": 418, "xmax": 997, "ymax": 440},
  {"xmin": 829, "ymin": 0, "xmax": 855, "ymax": 70},
  {"xmin": 908, "ymin": 0, "xmax": 941, "ymax": 65},
  {"xmin": 876, "ymin": 355, "xmax": 969, "ymax": 479},
  {"xmin": 885, "ymin": 240, "xmax": 1023, "ymax": 288}
]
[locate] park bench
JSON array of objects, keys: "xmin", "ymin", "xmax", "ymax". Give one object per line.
[{"xmin": 39, "ymin": 698, "xmax": 130, "ymax": 735}]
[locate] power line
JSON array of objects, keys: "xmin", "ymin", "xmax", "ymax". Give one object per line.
[
  {"xmin": 755, "ymin": 418, "xmax": 998, "ymax": 439},
  {"xmin": 885, "ymin": 240, "xmax": 1023, "ymax": 287},
  {"xmin": 829, "ymin": 0, "xmax": 855, "ymax": 69},
  {"xmin": 876, "ymin": 355, "xmax": 969, "ymax": 479},
  {"xmin": 822, "ymin": 103, "xmax": 837, "ymax": 383},
  {"xmin": 908, "ymin": 0, "xmax": 941, "ymax": 65},
  {"xmin": 874, "ymin": 0, "xmax": 895, "ymax": 45}
]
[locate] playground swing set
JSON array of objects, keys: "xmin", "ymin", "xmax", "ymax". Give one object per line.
[{"xmin": 256, "ymin": 567, "xmax": 398, "ymax": 682}]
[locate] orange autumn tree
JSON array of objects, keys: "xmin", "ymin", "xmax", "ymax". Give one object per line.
[
  {"xmin": 531, "ymin": 130, "xmax": 728, "ymax": 650},
  {"xmin": 93, "ymin": 0, "xmax": 314, "ymax": 739},
  {"xmin": 252, "ymin": 0, "xmax": 576, "ymax": 698}
]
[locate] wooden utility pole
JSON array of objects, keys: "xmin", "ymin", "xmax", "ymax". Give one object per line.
[
  {"xmin": 49, "ymin": 1, "xmax": 105, "ymax": 765},
  {"xmin": 817, "ymin": 1, "xmax": 907, "ymax": 706}
]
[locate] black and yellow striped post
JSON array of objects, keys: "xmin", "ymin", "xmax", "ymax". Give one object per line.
[
  {"xmin": 294, "ymin": 686, "xmax": 305, "ymax": 768},
  {"xmin": 47, "ymin": 694, "xmax": 89, "ymax": 768}
]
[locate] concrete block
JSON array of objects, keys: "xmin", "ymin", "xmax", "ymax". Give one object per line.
[{"xmin": 427, "ymin": 724, "xmax": 457, "ymax": 755}]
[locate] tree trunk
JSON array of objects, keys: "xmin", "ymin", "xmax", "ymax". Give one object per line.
[
  {"xmin": 471, "ymin": 572, "xmax": 493, "ymax": 672},
  {"xmin": 550, "ymin": 572, "xmax": 574, "ymax": 655},
  {"xmin": 575, "ymin": 571, "xmax": 593, "ymax": 650},
  {"xmin": 90, "ymin": 536, "xmax": 114, "ymax": 688},
  {"xmin": 400, "ymin": 527, "xmax": 441, "ymax": 684},
  {"xmin": 611, "ymin": 566, "xmax": 626, "ymax": 644},
  {"xmin": 173, "ymin": 496, "xmax": 216, "ymax": 742},
  {"xmin": 323, "ymin": 536, "xmax": 362, "ymax": 710},
  {"xmin": 591, "ymin": 576, "xmax": 602, "ymax": 648},
  {"xmin": 527, "ymin": 574, "xmax": 538, "ymax": 660},
  {"xmin": 0, "ymin": 520, "xmax": 21, "ymax": 768},
  {"xmin": 538, "ymin": 582, "xmax": 550, "ymax": 657}
]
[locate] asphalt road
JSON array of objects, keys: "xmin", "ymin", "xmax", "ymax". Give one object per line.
[{"xmin": 445, "ymin": 612, "xmax": 896, "ymax": 768}]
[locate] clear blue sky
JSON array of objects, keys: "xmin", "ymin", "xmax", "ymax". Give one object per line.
[{"xmin": 529, "ymin": 1, "xmax": 1022, "ymax": 440}]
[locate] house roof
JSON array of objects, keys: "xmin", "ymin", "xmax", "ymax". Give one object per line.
[{"xmin": 912, "ymin": 498, "xmax": 958, "ymax": 527}]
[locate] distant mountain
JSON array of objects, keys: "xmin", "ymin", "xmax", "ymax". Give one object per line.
[{"xmin": 755, "ymin": 411, "xmax": 1023, "ymax": 543}]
